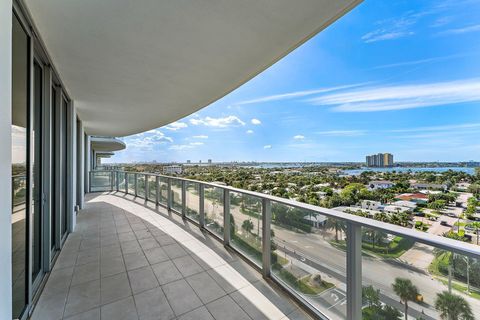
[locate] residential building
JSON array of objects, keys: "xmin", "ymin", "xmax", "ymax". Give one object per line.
[
  {"xmin": 360, "ymin": 200, "xmax": 383, "ymax": 210},
  {"xmin": 368, "ymin": 180, "xmax": 394, "ymax": 190},
  {"xmin": 395, "ymin": 193, "xmax": 429, "ymax": 204},
  {"xmin": 412, "ymin": 182, "xmax": 448, "ymax": 191},
  {"xmin": 365, "ymin": 153, "xmax": 394, "ymax": 167},
  {"xmin": 163, "ymin": 165, "xmax": 183, "ymax": 175}
]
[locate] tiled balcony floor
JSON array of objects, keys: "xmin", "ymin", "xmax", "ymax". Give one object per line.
[{"xmin": 31, "ymin": 193, "xmax": 312, "ymax": 320}]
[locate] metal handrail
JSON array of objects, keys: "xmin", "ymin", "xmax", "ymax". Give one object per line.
[{"xmin": 90, "ymin": 170, "xmax": 480, "ymax": 258}]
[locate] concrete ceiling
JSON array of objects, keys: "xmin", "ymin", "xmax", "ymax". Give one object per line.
[
  {"xmin": 91, "ymin": 137, "xmax": 126, "ymax": 152},
  {"xmin": 24, "ymin": 0, "xmax": 361, "ymax": 137}
]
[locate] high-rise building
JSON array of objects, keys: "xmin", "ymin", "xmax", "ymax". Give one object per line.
[{"xmin": 366, "ymin": 153, "xmax": 394, "ymax": 167}]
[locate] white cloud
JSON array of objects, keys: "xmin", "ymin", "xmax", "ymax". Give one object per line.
[
  {"xmin": 246, "ymin": 130, "xmax": 254, "ymax": 134},
  {"xmin": 192, "ymin": 135, "xmax": 208, "ymax": 139},
  {"xmin": 361, "ymin": 12, "xmax": 423, "ymax": 43},
  {"xmin": 169, "ymin": 141, "xmax": 204, "ymax": 150},
  {"xmin": 164, "ymin": 121, "xmax": 188, "ymax": 131},
  {"xmin": 389, "ymin": 123, "xmax": 480, "ymax": 133},
  {"xmin": 293, "ymin": 135, "xmax": 305, "ymax": 140},
  {"xmin": 372, "ymin": 54, "xmax": 465, "ymax": 69},
  {"xmin": 263, "ymin": 145, "xmax": 272, "ymax": 149},
  {"xmin": 316, "ymin": 130, "xmax": 366, "ymax": 137},
  {"xmin": 189, "ymin": 116, "xmax": 245, "ymax": 127},
  {"xmin": 438, "ymin": 24, "xmax": 480, "ymax": 35},
  {"xmin": 169, "ymin": 145, "xmax": 193, "ymax": 151},
  {"xmin": 251, "ymin": 118, "xmax": 262, "ymax": 125},
  {"xmin": 309, "ymin": 78, "xmax": 480, "ymax": 112},
  {"xmin": 235, "ymin": 84, "xmax": 365, "ymax": 105}
]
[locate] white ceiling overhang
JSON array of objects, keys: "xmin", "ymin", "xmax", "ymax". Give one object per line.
[
  {"xmin": 24, "ymin": 0, "xmax": 361, "ymax": 137},
  {"xmin": 91, "ymin": 137, "xmax": 126, "ymax": 152}
]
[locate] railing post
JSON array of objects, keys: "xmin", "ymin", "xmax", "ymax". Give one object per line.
[
  {"xmin": 199, "ymin": 184, "xmax": 205, "ymax": 227},
  {"xmin": 346, "ymin": 222, "xmax": 362, "ymax": 320},
  {"xmin": 262, "ymin": 198, "xmax": 271, "ymax": 278},
  {"xmin": 89, "ymin": 171, "xmax": 92, "ymax": 193},
  {"xmin": 134, "ymin": 173, "xmax": 138, "ymax": 197},
  {"xmin": 110, "ymin": 171, "xmax": 114, "ymax": 191},
  {"xmin": 125, "ymin": 173, "xmax": 129, "ymax": 194},
  {"xmin": 181, "ymin": 180, "xmax": 186, "ymax": 218},
  {"xmin": 116, "ymin": 171, "xmax": 119, "ymax": 191},
  {"xmin": 145, "ymin": 174, "xmax": 149, "ymax": 201},
  {"xmin": 223, "ymin": 189, "xmax": 230, "ymax": 245},
  {"xmin": 167, "ymin": 178, "xmax": 172, "ymax": 211},
  {"xmin": 155, "ymin": 176, "xmax": 160, "ymax": 207}
]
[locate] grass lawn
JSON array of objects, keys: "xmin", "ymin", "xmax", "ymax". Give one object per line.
[
  {"xmin": 438, "ymin": 279, "xmax": 480, "ymax": 300},
  {"xmin": 272, "ymin": 266, "xmax": 334, "ymax": 295},
  {"xmin": 329, "ymin": 236, "xmax": 414, "ymax": 259}
]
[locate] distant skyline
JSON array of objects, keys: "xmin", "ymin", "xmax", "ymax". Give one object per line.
[{"xmin": 108, "ymin": 0, "xmax": 480, "ymax": 164}]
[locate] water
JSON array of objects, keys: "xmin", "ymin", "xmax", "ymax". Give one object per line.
[{"xmin": 343, "ymin": 167, "xmax": 476, "ymax": 175}]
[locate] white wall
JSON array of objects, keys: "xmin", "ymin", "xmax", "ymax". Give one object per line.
[{"xmin": 0, "ymin": 1, "xmax": 13, "ymax": 318}]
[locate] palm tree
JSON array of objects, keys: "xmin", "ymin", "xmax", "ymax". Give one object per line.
[
  {"xmin": 469, "ymin": 221, "xmax": 480, "ymax": 245},
  {"xmin": 241, "ymin": 219, "xmax": 254, "ymax": 235},
  {"xmin": 392, "ymin": 277, "xmax": 419, "ymax": 320},
  {"xmin": 435, "ymin": 291, "xmax": 474, "ymax": 320},
  {"xmin": 325, "ymin": 218, "xmax": 347, "ymax": 242}
]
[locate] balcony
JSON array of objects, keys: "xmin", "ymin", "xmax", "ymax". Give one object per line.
[
  {"xmin": 82, "ymin": 170, "xmax": 480, "ymax": 320},
  {"xmin": 31, "ymin": 192, "xmax": 310, "ymax": 320}
]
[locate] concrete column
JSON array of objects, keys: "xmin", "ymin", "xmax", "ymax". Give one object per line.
[
  {"xmin": 84, "ymin": 135, "xmax": 90, "ymax": 193},
  {"xmin": 0, "ymin": 1, "xmax": 13, "ymax": 318},
  {"xmin": 67, "ymin": 102, "xmax": 76, "ymax": 232},
  {"xmin": 77, "ymin": 121, "xmax": 84, "ymax": 208}
]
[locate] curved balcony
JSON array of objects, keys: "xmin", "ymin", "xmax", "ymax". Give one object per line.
[{"xmin": 85, "ymin": 170, "xmax": 480, "ymax": 320}]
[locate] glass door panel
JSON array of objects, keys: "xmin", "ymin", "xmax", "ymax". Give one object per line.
[
  {"xmin": 31, "ymin": 60, "xmax": 43, "ymax": 284},
  {"xmin": 11, "ymin": 12, "xmax": 29, "ymax": 319}
]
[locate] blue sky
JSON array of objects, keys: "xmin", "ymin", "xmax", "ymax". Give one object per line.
[{"xmin": 109, "ymin": 0, "xmax": 480, "ymax": 164}]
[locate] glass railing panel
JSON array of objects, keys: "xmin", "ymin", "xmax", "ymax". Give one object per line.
[
  {"xmin": 127, "ymin": 173, "xmax": 135, "ymax": 194},
  {"xmin": 159, "ymin": 177, "xmax": 168, "ymax": 206},
  {"xmin": 204, "ymin": 186, "xmax": 224, "ymax": 237},
  {"xmin": 171, "ymin": 179, "xmax": 183, "ymax": 213},
  {"xmin": 118, "ymin": 172, "xmax": 126, "ymax": 192},
  {"xmin": 90, "ymin": 171, "xmax": 112, "ymax": 192},
  {"xmin": 270, "ymin": 202, "xmax": 346, "ymax": 320},
  {"xmin": 147, "ymin": 175, "xmax": 156, "ymax": 201},
  {"xmin": 230, "ymin": 192, "xmax": 263, "ymax": 266},
  {"xmin": 185, "ymin": 181, "xmax": 200, "ymax": 222},
  {"xmin": 137, "ymin": 174, "xmax": 146, "ymax": 198},
  {"xmin": 360, "ymin": 227, "xmax": 479, "ymax": 320}
]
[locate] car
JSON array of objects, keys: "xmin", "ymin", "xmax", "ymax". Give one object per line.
[{"xmin": 440, "ymin": 221, "xmax": 449, "ymax": 226}]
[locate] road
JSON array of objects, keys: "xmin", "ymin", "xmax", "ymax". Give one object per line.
[{"xmin": 176, "ymin": 187, "xmax": 480, "ymax": 319}]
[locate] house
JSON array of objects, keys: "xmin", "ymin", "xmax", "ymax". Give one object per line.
[
  {"xmin": 393, "ymin": 200, "xmax": 417, "ymax": 209},
  {"xmin": 395, "ymin": 193, "xmax": 429, "ymax": 204},
  {"xmin": 360, "ymin": 200, "xmax": 382, "ymax": 210},
  {"xmin": 411, "ymin": 183, "xmax": 447, "ymax": 191},
  {"xmin": 383, "ymin": 205, "xmax": 412, "ymax": 215},
  {"xmin": 368, "ymin": 180, "xmax": 394, "ymax": 190},
  {"xmin": 303, "ymin": 214, "xmax": 328, "ymax": 228}
]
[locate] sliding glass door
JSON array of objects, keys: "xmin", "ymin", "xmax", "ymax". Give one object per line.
[{"xmin": 11, "ymin": 12, "xmax": 29, "ymax": 320}]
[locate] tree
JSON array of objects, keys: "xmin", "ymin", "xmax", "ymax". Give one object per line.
[
  {"xmin": 362, "ymin": 285, "xmax": 380, "ymax": 308},
  {"xmin": 241, "ymin": 219, "xmax": 254, "ymax": 234},
  {"xmin": 325, "ymin": 218, "xmax": 347, "ymax": 242},
  {"xmin": 392, "ymin": 277, "xmax": 419, "ymax": 320},
  {"xmin": 435, "ymin": 291, "xmax": 474, "ymax": 320}
]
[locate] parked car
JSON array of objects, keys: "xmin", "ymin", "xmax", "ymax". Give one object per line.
[{"xmin": 440, "ymin": 221, "xmax": 449, "ymax": 226}]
